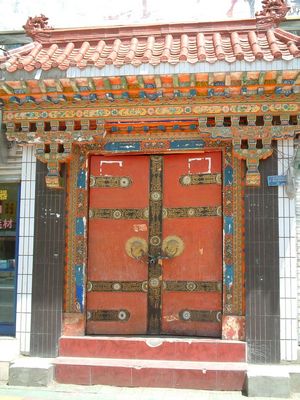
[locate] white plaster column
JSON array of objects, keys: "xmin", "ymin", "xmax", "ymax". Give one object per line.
[
  {"xmin": 15, "ymin": 145, "xmax": 36, "ymax": 354},
  {"xmin": 278, "ymin": 140, "xmax": 298, "ymax": 361}
]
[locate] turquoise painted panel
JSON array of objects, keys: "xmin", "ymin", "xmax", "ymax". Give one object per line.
[
  {"xmin": 75, "ymin": 265, "xmax": 84, "ymax": 312},
  {"xmin": 225, "ymin": 265, "xmax": 234, "ymax": 288},
  {"xmin": 170, "ymin": 139, "xmax": 205, "ymax": 150},
  {"xmin": 104, "ymin": 142, "xmax": 141, "ymax": 152},
  {"xmin": 76, "ymin": 218, "xmax": 84, "ymax": 235},
  {"xmin": 224, "ymin": 166, "xmax": 233, "ymax": 185},
  {"xmin": 224, "ymin": 216, "xmax": 234, "ymax": 234},
  {"xmin": 77, "ymin": 170, "xmax": 86, "ymax": 189}
]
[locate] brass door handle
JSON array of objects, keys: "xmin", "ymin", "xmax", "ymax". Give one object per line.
[
  {"xmin": 162, "ymin": 235, "xmax": 184, "ymax": 258},
  {"xmin": 125, "ymin": 235, "xmax": 184, "ymax": 262},
  {"xmin": 125, "ymin": 237, "xmax": 148, "ymax": 261}
]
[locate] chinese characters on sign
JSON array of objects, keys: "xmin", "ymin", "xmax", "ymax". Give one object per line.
[
  {"xmin": 0, "ymin": 184, "xmax": 17, "ymax": 232},
  {"xmin": 0, "ymin": 219, "xmax": 14, "ymax": 230},
  {"xmin": 0, "ymin": 201, "xmax": 16, "ymax": 229},
  {"xmin": 0, "ymin": 190, "xmax": 8, "ymax": 200}
]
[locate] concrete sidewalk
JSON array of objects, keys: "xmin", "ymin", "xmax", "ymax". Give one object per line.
[{"xmin": 0, "ymin": 384, "xmax": 300, "ymax": 400}]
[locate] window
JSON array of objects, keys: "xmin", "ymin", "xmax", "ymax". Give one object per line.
[{"xmin": 0, "ymin": 183, "xmax": 19, "ymax": 336}]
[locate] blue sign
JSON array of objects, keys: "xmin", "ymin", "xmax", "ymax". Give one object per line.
[
  {"xmin": 104, "ymin": 141, "xmax": 141, "ymax": 152},
  {"xmin": 267, "ymin": 175, "xmax": 287, "ymax": 186},
  {"xmin": 170, "ymin": 139, "xmax": 205, "ymax": 150}
]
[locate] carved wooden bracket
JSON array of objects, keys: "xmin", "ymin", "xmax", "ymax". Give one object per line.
[
  {"xmin": 5, "ymin": 114, "xmax": 297, "ymax": 188},
  {"xmin": 5, "ymin": 118, "xmax": 105, "ymax": 189},
  {"xmin": 36, "ymin": 142, "xmax": 72, "ymax": 189},
  {"xmin": 198, "ymin": 114, "xmax": 294, "ymax": 186},
  {"xmin": 231, "ymin": 114, "xmax": 273, "ymax": 186},
  {"xmin": 232, "ymin": 137, "xmax": 273, "ymax": 186}
]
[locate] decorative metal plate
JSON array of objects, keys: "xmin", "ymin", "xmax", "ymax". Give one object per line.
[
  {"xmin": 89, "ymin": 208, "xmax": 148, "ymax": 220},
  {"xmin": 89, "ymin": 206, "xmax": 221, "ymax": 220},
  {"xmin": 163, "ymin": 206, "xmax": 222, "ymax": 218},
  {"xmin": 90, "ymin": 175, "xmax": 132, "ymax": 188},
  {"xmin": 87, "ymin": 280, "xmax": 148, "ymax": 292},
  {"xmin": 179, "ymin": 310, "xmax": 222, "ymax": 322},
  {"xmin": 87, "ymin": 280, "xmax": 221, "ymax": 293},
  {"xmin": 164, "ymin": 281, "xmax": 222, "ymax": 292},
  {"xmin": 180, "ymin": 173, "xmax": 222, "ymax": 186},
  {"xmin": 147, "ymin": 155, "xmax": 163, "ymax": 334},
  {"xmin": 87, "ymin": 309, "xmax": 130, "ymax": 322}
]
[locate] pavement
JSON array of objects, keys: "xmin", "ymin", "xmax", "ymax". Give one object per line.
[{"xmin": 0, "ymin": 383, "xmax": 300, "ymax": 400}]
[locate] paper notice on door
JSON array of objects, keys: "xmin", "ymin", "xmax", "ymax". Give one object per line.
[
  {"xmin": 99, "ymin": 160, "xmax": 123, "ymax": 176},
  {"xmin": 133, "ymin": 224, "xmax": 148, "ymax": 232},
  {"xmin": 188, "ymin": 157, "xmax": 211, "ymax": 174}
]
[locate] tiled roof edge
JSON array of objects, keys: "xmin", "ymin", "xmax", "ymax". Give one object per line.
[
  {"xmin": 24, "ymin": 19, "xmax": 261, "ymax": 45},
  {"xmin": 21, "ymin": 1, "xmax": 291, "ymax": 45},
  {"xmin": 274, "ymin": 27, "xmax": 300, "ymax": 44}
]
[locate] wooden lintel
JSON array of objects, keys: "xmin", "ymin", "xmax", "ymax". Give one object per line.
[
  {"xmin": 190, "ymin": 73, "xmax": 196, "ymax": 87},
  {"xmin": 276, "ymin": 71, "xmax": 283, "ymax": 84},
  {"xmin": 241, "ymin": 72, "xmax": 247, "ymax": 85},
  {"xmin": 69, "ymin": 80, "xmax": 79, "ymax": 92},
  {"xmin": 154, "ymin": 76, "xmax": 162, "ymax": 88},
  {"xmin": 0, "ymin": 82, "xmax": 14, "ymax": 94},
  {"xmin": 208, "ymin": 73, "xmax": 214, "ymax": 86},
  {"xmin": 87, "ymin": 78, "xmax": 96, "ymax": 91},
  {"xmin": 137, "ymin": 76, "xmax": 145, "ymax": 89},
  {"xmin": 55, "ymin": 79, "xmax": 64, "ymax": 92},
  {"xmin": 20, "ymin": 80, "xmax": 29, "ymax": 92},
  {"xmin": 120, "ymin": 77, "xmax": 128, "ymax": 90},
  {"xmin": 172, "ymin": 74, "xmax": 180, "ymax": 87},
  {"xmin": 294, "ymin": 71, "xmax": 300, "ymax": 84},
  {"xmin": 258, "ymin": 72, "xmax": 266, "ymax": 85},
  {"xmin": 38, "ymin": 80, "xmax": 47, "ymax": 93},
  {"xmin": 225, "ymin": 73, "xmax": 231, "ymax": 86},
  {"xmin": 103, "ymin": 78, "xmax": 112, "ymax": 90}
]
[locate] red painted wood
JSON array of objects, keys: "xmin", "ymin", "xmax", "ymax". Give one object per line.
[
  {"xmin": 162, "ymin": 152, "xmax": 222, "ymax": 336},
  {"xmin": 87, "ymin": 152, "xmax": 223, "ymax": 337},
  {"xmin": 87, "ymin": 155, "xmax": 149, "ymax": 334}
]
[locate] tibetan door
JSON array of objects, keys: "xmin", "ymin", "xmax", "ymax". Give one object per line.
[
  {"xmin": 161, "ymin": 152, "xmax": 222, "ymax": 337},
  {"xmin": 87, "ymin": 152, "xmax": 222, "ymax": 337},
  {"xmin": 87, "ymin": 155, "xmax": 149, "ymax": 334}
]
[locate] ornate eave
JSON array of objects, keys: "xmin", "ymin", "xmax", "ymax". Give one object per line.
[
  {"xmin": 3, "ymin": 93, "xmax": 299, "ymax": 187},
  {"xmin": 1, "ymin": 68, "xmax": 300, "ymax": 102}
]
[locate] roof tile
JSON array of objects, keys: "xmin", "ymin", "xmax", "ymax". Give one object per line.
[{"xmin": 1, "ymin": 16, "xmax": 300, "ymax": 72}]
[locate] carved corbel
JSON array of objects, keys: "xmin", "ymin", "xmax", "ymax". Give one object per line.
[
  {"xmin": 5, "ymin": 117, "xmax": 106, "ymax": 189},
  {"xmin": 33, "ymin": 119, "xmax": 105, "ymax": 189},
  {"xmin": 35, "ymin": 142, "xmax": 72, "ymax": 189},
  {"xmin": 232, "ymin": 137, "xmax": 273, "ymax": 186}
]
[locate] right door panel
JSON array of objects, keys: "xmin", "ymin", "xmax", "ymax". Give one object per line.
[{"xmin": 161, "ymin": 152, "xmax": 223, "ymax": 337}]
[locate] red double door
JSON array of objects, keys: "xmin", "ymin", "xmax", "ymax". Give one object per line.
[{"xmin": 87, "ymin": 152, "xmax": 222, "ymax": 337}]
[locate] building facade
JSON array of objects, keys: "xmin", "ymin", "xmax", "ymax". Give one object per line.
[{"xmin": 0, "ymin": 0, "xmax": 299, "ymax": 389}]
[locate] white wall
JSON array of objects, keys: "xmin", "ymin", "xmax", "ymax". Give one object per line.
[
  {"xmin": 278, "ymin": 140, "xmax": 298, "ymax": 361},
  {"xmin": 0, "ymin": 0, "xmax": 258, "ymax": 31},
  {"xmin": 15, "ymin": 146, "xmax": 36, "ymax": 354}
]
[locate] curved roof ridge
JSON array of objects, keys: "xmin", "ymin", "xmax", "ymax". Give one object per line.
[
  {"xmin": 1, "ymin": 1, "xmax": 298, "ymax": 73},
  {"xmin": 20, "ymin": 0, "xmax": 291, "ymax": 45}
]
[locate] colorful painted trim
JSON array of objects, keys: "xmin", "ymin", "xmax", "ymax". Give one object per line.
[{"xmin": 65, "ymin": 136, "xmax": 243, "ymax": 320}]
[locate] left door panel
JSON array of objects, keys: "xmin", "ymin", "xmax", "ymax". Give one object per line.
[{"xmin": 87, "ymin": 155, "xmax": 149, "ymax": 334}]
